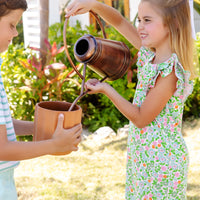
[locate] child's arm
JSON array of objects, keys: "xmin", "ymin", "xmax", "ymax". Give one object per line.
[
  {"xmin": 65, "ymin": 0, "xmax": 141, "ymax": 49},
  {"xmin": 0, "ymin": 114, "xmax": 82, "ymax": 161},
  {"xmin": 12, "ymin": 118, "xmax": 34, "ymax": 136},
  {"xmin": 85, "ymin": 70, "xmax": 177, "ymax": 128}
]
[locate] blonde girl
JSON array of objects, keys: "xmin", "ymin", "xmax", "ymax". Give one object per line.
[{"xmin": 66, "ymin": 0, "xmax": 194, "ymax": 199}]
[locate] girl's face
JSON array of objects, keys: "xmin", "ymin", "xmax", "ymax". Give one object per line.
[
  {"xmin": 137, "ymin": 1, "xmax": 170, "ymax": 51},
  {"xmin": 0, "ymin": 9, "xmax": 23, "ymax": 53}
]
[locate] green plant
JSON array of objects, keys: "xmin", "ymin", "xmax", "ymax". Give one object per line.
[
  {"xmin": 19, "ymin": 39, "xmax": 77, "ymax": 102},
  {"xmin": 194, "ymin": 0, "xmax": 200, "ymax": 14},
  {"xmin": 184, "ymin": 32, "xmax": 200, "ymax": 119},
  {"xmin": 1, "ymin": 44, "xmax": 34, "ymax": 121}
]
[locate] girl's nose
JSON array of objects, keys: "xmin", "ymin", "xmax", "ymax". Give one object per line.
[{"xmin": 137, "ymin": 22, "xmax": 144, "ymax": 31}]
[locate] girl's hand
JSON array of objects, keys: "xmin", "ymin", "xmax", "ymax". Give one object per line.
[
  {"xmin": 65, "ymin": 0, "xmax": 97, "ymax": 17},
  {"xmin": 51, "ymin": 114, "xmax": 82, "ymax": 154},
  {"xmin": 85, "ymin": 79, "xmax": 109, "ymax": 94}
]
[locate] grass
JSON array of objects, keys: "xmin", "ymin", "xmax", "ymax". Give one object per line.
[{"xmin": 15, "ymin": 120, "xmax": 200, "ymax": 200}]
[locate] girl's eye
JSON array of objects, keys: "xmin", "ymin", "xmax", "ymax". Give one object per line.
[
  {"xmin": 137, "ymin": 19, "xmax": 141, "ymax": 23},
  {"xmin": 144, "ymin": 18, "xmax": 151, "ymax": 22}
]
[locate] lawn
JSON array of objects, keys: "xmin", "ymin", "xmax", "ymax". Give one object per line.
[{"xmin": 15, "ymin": 119, "xmax": 200, "ymax": 200}]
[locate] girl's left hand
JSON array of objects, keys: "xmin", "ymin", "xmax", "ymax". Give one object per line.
[{"xmin": 85, "ymin": 79, "xmax": 108, "ymax": 94}]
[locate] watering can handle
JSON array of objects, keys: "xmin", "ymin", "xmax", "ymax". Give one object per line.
[{"xmin": 63, "ymin": 11, "xmax": 107, "ymax": 80}]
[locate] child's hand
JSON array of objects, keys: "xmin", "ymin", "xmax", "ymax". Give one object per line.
[
  {"xmin": 65, "ymin": 0, "xmax": 96, "ymax": 18},
  {"xmin": 85, "ymin": 79, "xmax": 108, "ymax": 94},
  {"xmin": 51, "ymin": 114, "xmax": 82, "ymax": 154}
]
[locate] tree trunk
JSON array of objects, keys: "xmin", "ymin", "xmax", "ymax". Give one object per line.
[
  {"xmin": 40, "ymin": 0, "xmax": 49, "ymax": 66},
  {"xmin": 124, "ymin": 0, "xmax": 130, "ymax": 19}
]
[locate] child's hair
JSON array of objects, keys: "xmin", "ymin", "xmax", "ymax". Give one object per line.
[
  {"xmin": 0, "ymin": 0, "xmax": 27, "ymax": 17},
  {"xmin": 141, "ymin": 0, "xmax": 195, "ymax": 78}
]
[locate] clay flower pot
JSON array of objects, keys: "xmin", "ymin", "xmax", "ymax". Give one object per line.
[{"xmin": 33, "ymin": 101, "xmax": 82, "ymax": 155}]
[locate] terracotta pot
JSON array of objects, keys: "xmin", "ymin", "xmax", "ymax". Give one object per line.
[{"xmin": 33, "ymin": 101, "xmax": 82, "ymax": 155}]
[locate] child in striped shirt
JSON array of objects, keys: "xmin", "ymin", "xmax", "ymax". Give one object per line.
[{"xmin": 0, "ymin": 1, "xmax": 82, "ymax": 199}]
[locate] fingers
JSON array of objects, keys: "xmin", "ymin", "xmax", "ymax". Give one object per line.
[
  {"xmin": 65, "ymin": 2, "xmax": 83, "ymax": 17},
  {"xmin": 65, "ymin": 4, "xmax": 78, "ymax": 17},
  {"xmin": 55, "ymin": 114, "xmax": 64, "ymax": 132},
  {"xmin": 85, "ymin": 79, "xmax": 102, "ymax": 94},
  {"xmin": 70, "ymin": 124, "xmax": 82, "ymax": 136}
]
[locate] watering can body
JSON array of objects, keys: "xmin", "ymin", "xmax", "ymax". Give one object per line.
[{"xmin": 74, "ymin": 34, "xmax": 131, "ymax": 81}]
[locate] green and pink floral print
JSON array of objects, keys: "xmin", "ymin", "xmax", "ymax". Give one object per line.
[{"xmin": 125, "ymin": 47, "xmax": 193, "ymax": 200}]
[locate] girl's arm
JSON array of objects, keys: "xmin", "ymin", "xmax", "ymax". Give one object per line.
[
  {"xmin": 85, "ymin": 70, "xmax": 178, "ymax": 128},
  {"xmin": 65, "ymin": 0, "xmax": 141, "ymax": 49},
  {"xmin": 13, "ymin": 118, "xmax": 34, "ymax": 136},
  {"xmin": 0, "ymin": 115, "xmax": 82, "ymax": 161}
]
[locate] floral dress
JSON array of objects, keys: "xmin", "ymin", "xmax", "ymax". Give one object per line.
[{"xmin": 125, "ymin": 47, "xmax": 193, "ymax": 200}]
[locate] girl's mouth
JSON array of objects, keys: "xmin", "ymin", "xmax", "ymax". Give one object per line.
[{"xmin": 140, "ymin": 34, "xmax": 148, "ymax": 40}]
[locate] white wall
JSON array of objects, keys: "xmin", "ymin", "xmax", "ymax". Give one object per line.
[
  {"xmin": 23, "ymin": 0, "xmax": 40, "ymax": 48},
  {"xmin": 194, "ymin": 9, "xmax": 200, "ymax": 33},
  {"xmin": 23, "ymin": 0, "xmax": 60, "ymax": 48}
]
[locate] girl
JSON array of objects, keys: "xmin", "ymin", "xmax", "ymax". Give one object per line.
[
  {"xmin": 66, "ymin": 0, "xmax": 195, "ymax": 199},
  {"xmin": 0, "ymin": 1, "xmax": 82, "ymax": 199}
]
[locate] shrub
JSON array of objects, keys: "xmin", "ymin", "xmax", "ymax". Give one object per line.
[{"xmin": 183, "ymin": 32, "xmax": 200, "ymax": 119}]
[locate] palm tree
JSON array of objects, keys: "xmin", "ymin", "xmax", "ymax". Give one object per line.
[{"xmin": 40, "ymin": 0, "xmax": 49, "ymax": 66}]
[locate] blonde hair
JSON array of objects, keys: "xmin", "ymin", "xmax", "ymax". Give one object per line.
[{"xmin": 141, "ymin": 0, "xmax": 196, "ymax": 78}]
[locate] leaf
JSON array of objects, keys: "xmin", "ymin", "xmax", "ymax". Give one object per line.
[
  {"xmin": 31, "ymin": 56, "xmax": 42, "ymax": 71},
  {"xmin": 51, "ymin": 42, "xmax": 58, "ymax": 57},
  {"xmin": 45, "ymin": 63, "xmax": 67, "ymax": 70},
  {"xmin": 19, "ymin": 60, "xmax": 35, "ymax": 72},
  {"xmin": 57, "ymin": 46, "xmax": 65, "ymax": 54},
  {"xmin": 29, "ymin": 46, "xmax": 47, "ymax": 55},
  {"xmin": 44, "ymin": 38, "xmax": 52, "ymax": 50}
]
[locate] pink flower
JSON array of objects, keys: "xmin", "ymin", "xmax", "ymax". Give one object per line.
[
  {"xmin": 175, "ymin": 172, "xmax": 180, "ymax": 178},
  {"xmin": 161, "ymin": 166, "xmax": 167, "ymax": 171},
  {"xmin": 174, "ymin": 181, "xmax": 178, "ymax": 186},
  {"xmin": 136, "ymin": 151, "xmax": 140, "ymax": 155},
  {"xmin": 149, "ymin": 193, "xmax": 153, "ymax": 198},
  {"xmin": 136, "ymin": 135, "xmax": 140, "ymax": 139},
  {"xmin": 152, "ymin": 141, "xmax": 157, "ymax": 146},
  {"xmin": 173, "ymin": 186, "xmax": 177, "ymax": 190},
  {"xmin": 180, "ymin": 95, "xmax": 183, "ymax": 99},
  {"xmin": 158, "ymin": 177, "xmax": 162, "ymax": 182},
  {"xmin": 158, "ymin": 139, "xmax": 162, "ymax": 144},
  {"xmin": 141, "ymin": 139, "xmax": 145, "ymax": 144},
  {"xmin": 145, "ymin": 146, "xmax": 149, "ymax": 151}
]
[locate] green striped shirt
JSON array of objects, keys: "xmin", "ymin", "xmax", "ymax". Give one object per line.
[{"xmin": 0, "ymin": 58, "xmax": 19, "ymax": 172}]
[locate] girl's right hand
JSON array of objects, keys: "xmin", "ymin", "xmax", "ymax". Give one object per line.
[
  {"xmin": 51, "ymin": 114, "xmax": 82, "ymax": 154},
  {"xmin": 65, "ymin": 0, "xmax": 97, "ymax": 17},
  {"xmin": 85, "ymin": 78, "xmax": 109, "ymax": 94}
]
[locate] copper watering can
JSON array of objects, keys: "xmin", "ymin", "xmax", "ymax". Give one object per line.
[{"xmin": 64, "ymin": 11, "xmax": 131, "ymax": 111}]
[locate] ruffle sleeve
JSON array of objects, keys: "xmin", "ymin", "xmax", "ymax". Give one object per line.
[{"xmin": 147, "ymin": 54, "xmax": 193, "ymax": 102}]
